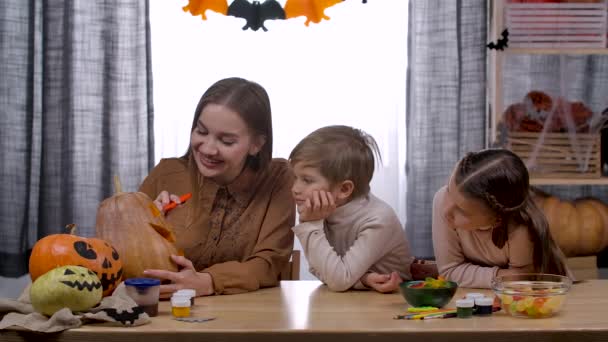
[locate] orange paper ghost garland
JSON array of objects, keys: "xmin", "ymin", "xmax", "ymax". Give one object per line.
[
  {"xmin": 284, "ymin": 0, "xmax": 343, "ymax": 26},
  {"xmin": 182, "ymin": 0, "xmax": 366, "ymax": 31},
  {"xmin": 183, "ymin": 0, "xmax": 229, "ymax": 20}
]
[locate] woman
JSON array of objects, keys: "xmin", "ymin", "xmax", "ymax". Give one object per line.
[{"xmin": 140, "ymin": 77, "xmax": 295, "ymax": 296}]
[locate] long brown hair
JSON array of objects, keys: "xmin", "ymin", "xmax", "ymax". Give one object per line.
[
  {"xmin": 183, "ymin": 77, "xmax": 273, "ymax": 170},
  {"xmin": 454, "ymin": 148, "xmax": 567, "ymax": 276}
]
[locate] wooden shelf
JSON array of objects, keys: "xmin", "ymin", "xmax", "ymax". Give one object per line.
[
  {"xmin": 487, "ymin": 0, "xmax": 608, "ymax": 186},
  {"xmin": 505, "ymin": 48, "xmax": 608, "ymax": 55},
  {"xmin": 530, "ymin": 177, "xmax": 608, "ymax": 186}
]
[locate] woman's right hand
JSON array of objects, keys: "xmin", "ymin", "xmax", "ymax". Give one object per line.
[{"xmin": 153, "ymin": 190, "xmax": 182, "ymax": 213}]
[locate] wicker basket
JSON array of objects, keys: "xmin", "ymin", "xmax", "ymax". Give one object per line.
[
  {"xmin": 506, "ymin": 1, "xmax": 608, "ymax": 48},
  {"xmin": 506, "ymin": 131, "xmax": 601, "ymax": 178}
]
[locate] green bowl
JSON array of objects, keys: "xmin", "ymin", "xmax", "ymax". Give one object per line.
[{"xmin": 399, "ymin": 280, "xmax": 458, "ymax": 308}]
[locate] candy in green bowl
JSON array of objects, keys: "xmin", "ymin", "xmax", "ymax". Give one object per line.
[{"xmin": 399, "ymin": 277, "xmax": 458, "ymax": 308}]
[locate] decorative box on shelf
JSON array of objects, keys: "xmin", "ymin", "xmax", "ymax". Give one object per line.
[
  {"xmin": 504, "ymin": 131, "xmax": 601, "ymax": 179},
  {"xmin": 505, "ymin": 0, "xmax": 608, "ymax": 48}
]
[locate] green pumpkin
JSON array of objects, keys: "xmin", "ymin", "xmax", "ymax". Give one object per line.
[{"xmin": 30, "ymin": 265, "xmax": 103, "ymax": 316}]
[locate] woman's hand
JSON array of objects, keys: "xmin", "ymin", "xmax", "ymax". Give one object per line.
[
  {"xmin": 297, "ymin": 190, "xmax": 336, "ymax": 222},
  {"xmin": 153, "ymin": 190, "xmax": 182, "ymax": 213},
  {"xmin": 361, "ymin": 271, "xmax": 402, "ymax": 293},
  {"xmin": 143, "ymin": 255, "xmax": 214, "ymax": 298}
]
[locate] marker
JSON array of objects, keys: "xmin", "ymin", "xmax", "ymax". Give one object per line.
[{"xmin": 163, "ymin": 193, "xmax": 192, "ymax": 213}]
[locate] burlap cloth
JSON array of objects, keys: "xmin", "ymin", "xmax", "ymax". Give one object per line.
[{"xmin": 0, "ymin": 282, "xmax": 150, "ymax": 332}]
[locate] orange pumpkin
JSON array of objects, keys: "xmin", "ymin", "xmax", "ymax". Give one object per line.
[
  {"xmin": 95, "ymin": 190, "xmax": 179, "ymax": 279},
  {"xmin": 524, "ymin": 90, "xmax": 553, "ymax": 114},
  {"xmin": 532, "ymin": 189, "xmax": 608, "ymax": 257},
  {"xmin": 29, "ymin": 224, "xmax": 123, "ymax": 297}
]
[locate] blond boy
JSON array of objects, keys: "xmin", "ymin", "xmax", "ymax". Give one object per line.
[{"xmin": 290, "ymin": 125, "xmax": 413, "ymax": 292}]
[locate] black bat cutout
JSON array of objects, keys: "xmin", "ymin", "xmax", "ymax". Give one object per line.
[
  {"xmin": 101, "ymin": 306, "xmax": 146, "ymax": 325},
  {"xmin": 487, "ymin": 29, "xmax": 509, "ymax": 51},
  {"xmin": 227, "ymin": 0, "xmax": 285, "ymax": 32}
]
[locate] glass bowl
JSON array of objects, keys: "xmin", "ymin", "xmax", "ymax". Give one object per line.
[
  {"xmin": 399, "ymin": 280, "xmax": 458, "ymax": 308},
  {"xmin": 491, "ymin": 273, "xmax": 572, "ymax": 318}
]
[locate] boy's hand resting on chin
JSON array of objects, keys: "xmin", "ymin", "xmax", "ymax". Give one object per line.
[{"xmin": 297, "ymin": 190, "xmax": 337, "ymax": 222}]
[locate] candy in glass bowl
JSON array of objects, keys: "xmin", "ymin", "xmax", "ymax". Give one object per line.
[{"xmin": 491, "ymin": 273, "xmax": 572, "ymax": 318}]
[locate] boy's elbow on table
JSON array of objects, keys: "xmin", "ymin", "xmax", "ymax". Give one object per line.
[{"xmin": 325, "ymin": 279, "xmax": 355, "ymax": 292}]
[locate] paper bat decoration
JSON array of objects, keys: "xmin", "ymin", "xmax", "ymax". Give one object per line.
[
  {"xmin": 284, "ymin": 0, "xmax": 343, "ymax": 26},
  {"xmin": 100, "ymin": 306, "xmax": 147, "ymax": 325},
  {"xmin": 183, "ymin": 0, "xmax": 228, "ymax": 20},
  {"xmin": 227, "ymin": 0, "xmax": 285, "ymax": 31},
  {"xmin": 487, "ymin": 29, "xmax": 509, "ymax": 51}
]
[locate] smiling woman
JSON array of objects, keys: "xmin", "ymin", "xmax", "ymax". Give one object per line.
[{"xmin": 139, "ymin": 78, "xmax": 295, "ymax": 297}]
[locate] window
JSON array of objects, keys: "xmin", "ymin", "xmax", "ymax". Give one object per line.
[{"xmin": 150, "ymin": 0, "xmax": 408, "ymax": 279}]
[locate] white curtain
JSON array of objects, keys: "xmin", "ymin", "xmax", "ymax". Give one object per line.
[{"xmin": 150, "ymin": 0, "xmax": 408, "ymax": 280}]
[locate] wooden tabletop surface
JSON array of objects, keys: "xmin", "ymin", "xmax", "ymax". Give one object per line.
[{"xmin": 3, "ymin": 280, "xmax": 608, "ymax": 342}]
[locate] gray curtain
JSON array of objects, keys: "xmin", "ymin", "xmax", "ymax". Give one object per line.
[
  {"xmin": 406, "ymin": 0, "xmax": 488, "ymax": 258},
  {"xmin": 0, "ymin": 0, "xmax": 154, "ymax": 277}
]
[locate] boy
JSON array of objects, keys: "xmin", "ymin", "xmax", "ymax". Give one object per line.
[{"xmin": 290, "ymin": 125, "xmax": 414, "ymax": 292}]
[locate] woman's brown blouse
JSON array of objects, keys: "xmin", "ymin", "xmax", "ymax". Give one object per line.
[{"xmin": 139, "ymin": 157, "xmax": 295, "ymax": 294}]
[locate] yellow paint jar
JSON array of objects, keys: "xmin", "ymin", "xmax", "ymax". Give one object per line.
[
  {"xmin": 175, "ymin": 289, "xmax": 196, "ymax": 305},
  {"xmin": 171, "ymin": 296, "xmax": 191, "ymax": 318}
]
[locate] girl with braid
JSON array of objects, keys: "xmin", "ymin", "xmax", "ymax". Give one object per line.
[{"xmin": 432, "ymin": 149, "xmax": 569, "ymax": 288}]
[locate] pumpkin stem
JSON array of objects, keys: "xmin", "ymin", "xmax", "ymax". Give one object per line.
[
  {"xmin": 66, "ymin": 223, "xmax": 77, "ymax": 235},
  {"xmin": 113, "ymin": 175, "xmax": 123, "ymax": 194}
]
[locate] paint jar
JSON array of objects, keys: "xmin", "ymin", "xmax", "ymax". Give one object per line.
[
  {"xmin": 475, "ymin": 297, "xmax": 494, "ymax": 315},
  {"xmin": 465, "ymin": 293, "xmax": 485, "ymax": 301},
  {"xmin": 124, "ymin": 278, "xmax": 161, "ymax": 317},
  {"xmin": 174, "ymin": 289, "xmax": 196, "ymax": 305},
  {"xmin": 171, "ymin": 296, "xmax": 191, "ymax": 318},
  {"xmin": 465, "ymin": 292, "xmax": 484, "ymax": 312},
  {"xmin": 456, "ymin": 299, "xmax": 474, "ymax": 319}
]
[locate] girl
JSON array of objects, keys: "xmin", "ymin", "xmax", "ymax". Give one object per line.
[{"xmin": 432, "ymin": 148, "xmax": 568, "ymax": 288}]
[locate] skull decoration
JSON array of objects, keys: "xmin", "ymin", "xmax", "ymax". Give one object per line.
[
  {"xmin": 29, "ymin": 224, "xmax": 123, "ymax": 297},
  {"xmin": 30, "ymin": 265, "xmax": 102, "ymax": 316}
]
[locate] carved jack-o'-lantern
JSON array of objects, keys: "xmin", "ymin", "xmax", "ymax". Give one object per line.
[
  {"xmin": 30, "ymin": 265, "xmax": 102, "ymax": 316},
  {"xmin": 95, "ymin": 191, "xmax": 179, "ymax": 279},
  {"xmin": 29, "ymin": 224, "xmax": 123, "ymax": 297}
]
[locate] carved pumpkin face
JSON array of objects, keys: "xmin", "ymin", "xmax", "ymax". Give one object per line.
[
  {"xmin": 29, "ymin": 226, "xmax": 123, "ymax": 297},
  {"xmin": 30, "ymin": 265, "xmax": 102, "ymax": 316},
  {"xmin": 96, "ymin": 192, "xmax": 179, "ymax": 279}
]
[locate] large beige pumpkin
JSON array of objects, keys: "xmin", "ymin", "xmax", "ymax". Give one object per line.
[
  {"xmin": 95, "ymin": 191, "xmax": 179, "ymax": 279},
  {"xmin": 532, "ymin": 189, "xmax": 608, "ymax": 257}
]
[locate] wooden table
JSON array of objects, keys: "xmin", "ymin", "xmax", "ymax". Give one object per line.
[{"xmin": 3, "ymin": 280, "xmax": 608, "ymax": 342}]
